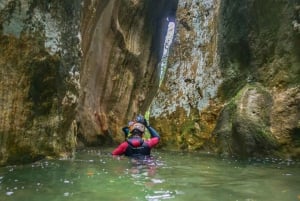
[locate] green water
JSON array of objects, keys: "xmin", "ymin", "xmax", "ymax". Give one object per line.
[{"xmin": 0, "ymin": 149, "xmax": 300, "ymax": 201}]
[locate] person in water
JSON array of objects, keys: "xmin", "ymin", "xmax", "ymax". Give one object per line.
[{"xmin": 112, "ymin": 115, "xmax": 160, "ymax": 158}]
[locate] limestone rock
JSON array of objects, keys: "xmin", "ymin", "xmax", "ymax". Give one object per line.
[
  {"xmin": 270, "ymin": 87, "xmax": 300, "ymax": 157},
  {"xmin": 1, "ymin": 0, "xmax": 299, "ymax": 164},
  {"xmin": 150, "ymin": 0, "xmax": 300, "ymax": 159},
  {"xmin": 0, "ymin": 0, "xmax": 178, "ymax": 165},
  {"xmin": 0, "ymin": 0, "xmax": 81, "ymax": 165},
  {"xmin": 213, "ymin": 0, "xmax": 300, "ymax": 158},
  {"xmin": 150, "ymin": 0, "xmax": 221, "ymax": 150},
  {"xmin": 213, "ymin": 84, "xmax": 278, "ymax": 158},
  {"xmin": 78, "ymin": 0, "xmax": 178, "ymax": 144}
]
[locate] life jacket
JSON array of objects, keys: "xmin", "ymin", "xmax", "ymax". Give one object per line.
[{"xmin": 125, "ymin": 137, "xmax": 151, "ymax": 157}]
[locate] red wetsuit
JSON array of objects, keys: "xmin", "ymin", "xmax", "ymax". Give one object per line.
[{"xmin": 112, "ymin": 126, "xmax": 160, "ymax": 157}]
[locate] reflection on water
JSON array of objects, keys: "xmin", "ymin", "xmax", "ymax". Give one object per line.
[{"xmin": 0, "ymin": 148, "xmax": 300, "ymax": 201}]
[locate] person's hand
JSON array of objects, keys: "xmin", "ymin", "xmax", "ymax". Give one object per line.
[
  {"xmin": 142, "ymin": 118, "xmax": 148, "ymax": 127},
  {"xmin": 135, "ymin": 115, "xmax": 148, "ymax": 126},
  {"xmin": 122, "ymin": 127, "xmax": 129, "ymax": 137}
]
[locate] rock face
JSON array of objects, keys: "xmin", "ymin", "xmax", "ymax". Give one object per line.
[
  {"xmin": 77, "ymin": 0, "xmax": 178, "ymax": 145},
  {"xmin": 0, "ymin": 0, "xmax": 178, "ymax": 165},
  {"xmin": 213, "ymin": 84, "xmax": 300, "ymax": 159},
  {"xmin": 0, "ymin": 0, "xmax": 81, "ymax": 165},
  {"xmin": 150, "ymin": 0, "xmax": 222, "ymax": 150},
  {"xmin": 213, "ymin": 84, "xmax": 278, "ymax": 158},
  {"xmin": 213, "ymin": 0, "xmax": 300, "ymax": 158},
  {"xmin": 150, "ymin": 0, "xmax": 300, "ymax": 158},
  {"xmin": 0, "ymin": 0, "xmax": 299, "ymax": 165}
]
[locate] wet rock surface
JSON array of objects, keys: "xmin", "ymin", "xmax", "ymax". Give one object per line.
[
  {"xmin": 150, "ymin": 0, "xmax": 300, "ymax": 158},
  {"xmin": 0, "ymin": 0, "xmax": 81, "ymax": 165},
  {"xmin": 0, "ymin": 0, "xmax": 299, "ymax": 165}
]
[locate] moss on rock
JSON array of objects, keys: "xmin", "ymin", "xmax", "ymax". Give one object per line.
[{"xmin": 213, "ymin": 83, "xmax": 281, "ymax": 158}]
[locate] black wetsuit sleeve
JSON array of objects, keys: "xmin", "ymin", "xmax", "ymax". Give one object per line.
[
  {"xmin": 146, "ymin": 126, "xmax": 160, "ymax": 139},
  {"xmin": 122, "ymin": 127, "xmax": 130, "ymax": 138}
]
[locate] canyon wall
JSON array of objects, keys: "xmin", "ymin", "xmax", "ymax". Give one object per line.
[
  {"xmin": 150, "ymin": 0, "xmax": 222, "ymax": 150},
  {"xmin": 150, "ymin": 0, "xmax": 300, "ymax": 158},
  {"xmin": 0, "ymin": 0, "xmax": 178, "ymax": 165},
  {"xmin": 214, "ymin": 0, "xmax": 300, "ymax": 158},
  {"xmin": 0, "ymin": 0, "xmax": 81, "ymax": 165},
  {"xmin": 1, "ymin": 0, "xmax": 299, "ymax": 166},
  {"xmin": 77, "ymin": 0, "xmax": 178, "ymax": 145}
]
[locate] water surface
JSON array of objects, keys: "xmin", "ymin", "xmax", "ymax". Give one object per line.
[{"xmin": 0, "ymin": 148, "xmax": 299, "ymax": 201}]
